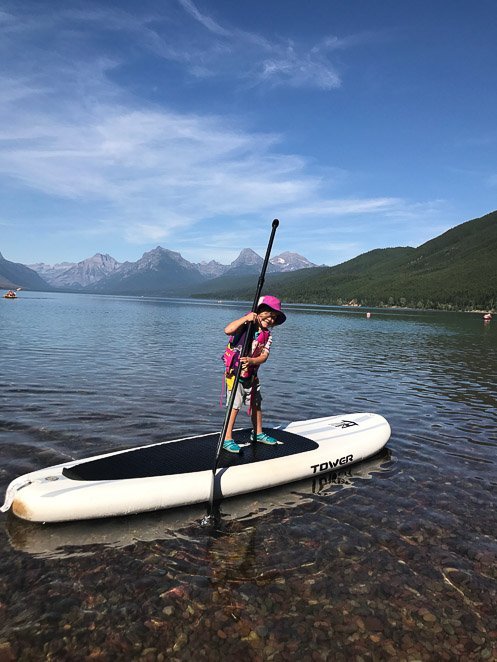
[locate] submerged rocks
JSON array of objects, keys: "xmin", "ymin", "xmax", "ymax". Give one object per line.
[{"xmin": 1, "ymin": 461, "xmax": 497, "ymax": 660}]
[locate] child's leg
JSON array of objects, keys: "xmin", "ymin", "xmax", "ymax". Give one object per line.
[
  {"xmin": 225, "ymin": 407, "xmax": 239, "ymax": 440},
  {"xmin": 251, "ymin": 405, "xmax": 263, "ymax": 435},
  {"xmin": 250, "ymin": 386, "xmax": 280, "ymax": 445}
]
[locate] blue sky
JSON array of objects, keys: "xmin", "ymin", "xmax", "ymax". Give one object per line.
[{"xmin": 1, "ymin": 0, "xmax": 496, "ymax": 267}]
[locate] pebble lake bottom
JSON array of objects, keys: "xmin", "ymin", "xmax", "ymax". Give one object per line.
[{"xmin": 0, "ymin": 292, "xmax": 496, "ymax": 660}]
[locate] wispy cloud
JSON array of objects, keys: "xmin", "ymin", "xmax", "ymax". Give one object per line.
[
  {"xmin": 36, "ymin": 1, "xmax": 351, "ymax": 90},
  {"xmin": 0, "ymin": 3, "xmax": 336, "ymax": 243},
  {"xmin": 0, "ymin": 2, "xmax": 442, "ymax": 266},
  {"xmin": 173, "ymin": 2, "xmax": 390, "ymax": 91},
  {"xmin": 285, "ymin": 198, "xmax": 405, "ymax": 218},
  {"xmin": 177, "ymin": 0, "xmax": 231, "ymax": 38},
  {"xmin": 175, "ymin": 0, "xmax": 344, "ymax": 89},
  {"xmin": 0, "ymin": 80, "xmax": 319, "ymax": 246}
]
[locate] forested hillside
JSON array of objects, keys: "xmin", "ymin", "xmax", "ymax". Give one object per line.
[{"xmin": 193, "ymin": 210, "xmax": 497, "ymax": 311}]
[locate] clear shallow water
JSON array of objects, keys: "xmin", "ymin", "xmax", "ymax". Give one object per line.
[{"xmin": 0, "ymin": 292, "xmax": 496, "ymax": 660}]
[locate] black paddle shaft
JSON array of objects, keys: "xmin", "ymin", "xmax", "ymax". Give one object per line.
[{"xmin": 205, "ymin": 219, "xmax": 279, "ymax": 518}]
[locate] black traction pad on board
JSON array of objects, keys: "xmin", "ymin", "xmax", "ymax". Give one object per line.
[{"xmin": 62, "ymin": 427, "xmax": 318, "ymax": 481}]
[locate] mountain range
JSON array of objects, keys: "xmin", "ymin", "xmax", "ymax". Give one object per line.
[
  {"xmin": 2, "ymin": 209, "xmax": 495, "ymax": 310},
  {"xmin": 0, "ymin": 248, "xmax": 316, "ymax": 294},
  {"xmin": 0, "ymin": 252, "xmax": 49, "ymax": 291}
]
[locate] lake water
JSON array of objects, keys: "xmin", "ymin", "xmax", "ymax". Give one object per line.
[{"xmin": 0, "ymin": 292, "xmax": 496, "ymax": 660}]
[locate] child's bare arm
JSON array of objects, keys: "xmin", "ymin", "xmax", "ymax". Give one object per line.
[
  {"xmin": 240, "ymin": 352, "xmax": 268, "ymax": 369},
  {"xmin": 224, "ymin": 312, "xmax": 258, "ymax": 335}
]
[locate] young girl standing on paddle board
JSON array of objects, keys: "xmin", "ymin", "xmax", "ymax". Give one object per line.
[{"xmin": 222, "ymin": 295, "xmax": 286, "ymax": 453}]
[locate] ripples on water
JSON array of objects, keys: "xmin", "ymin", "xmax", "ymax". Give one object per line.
[{"xmin": 0, "ymin": 293, "xmax": 496, "ymax": 659}]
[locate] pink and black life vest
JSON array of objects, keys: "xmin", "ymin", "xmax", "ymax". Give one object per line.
[{"xmin": 222, "ymin": 326, "xmax": 270, "ymax": 380}]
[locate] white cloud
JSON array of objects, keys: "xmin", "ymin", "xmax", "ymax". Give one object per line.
[
  {"xmin": 0, "ymin": 2, "xmax": 444, "ymax": 267},
  {"xmin": 174, "ymin": 0, "xmax": 344, "ymax": 89},
  {"xmin": 15, "ymin": 1, "xmax": 347, "ymax": 91},
  {"xmin": 177, "ymin": 0, "xmax": 231, "ymax": 38},
  {"xmin": 257, "ymin": 46, "xmax": 341, "ymax": 90},
  {"xmin": 0, "ymin": 56, "xmax": 323, "ymax": 229},
  {"xmin": 285, "ymin": 198, "xmax": 404, "ymax": 218},
  {"xmin": 0, "ymin": 71, "xmax": 440, "ymax": 262}
]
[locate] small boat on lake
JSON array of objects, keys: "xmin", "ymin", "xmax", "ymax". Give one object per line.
[
  {"xmin": 3, "ymin": 290, "xmax": 17, "ymax": 299},
  {"xmin": 483, "ymin": 313, "xmax": 492, "ymax": 321}
]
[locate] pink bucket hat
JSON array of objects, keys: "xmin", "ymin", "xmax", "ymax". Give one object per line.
[{"xmin": 257, "ymin": 295, "xmax": 286, "ymax": 325}]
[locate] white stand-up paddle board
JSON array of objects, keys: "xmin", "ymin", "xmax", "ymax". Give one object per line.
[{"xmin": 1, "ymin": 412, "xmax": 390, "ymax": 523}]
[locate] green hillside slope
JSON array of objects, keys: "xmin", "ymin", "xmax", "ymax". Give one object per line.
[{"xmin": 193, "ymin": 210, "xmax": 497, "ymax": 311}]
